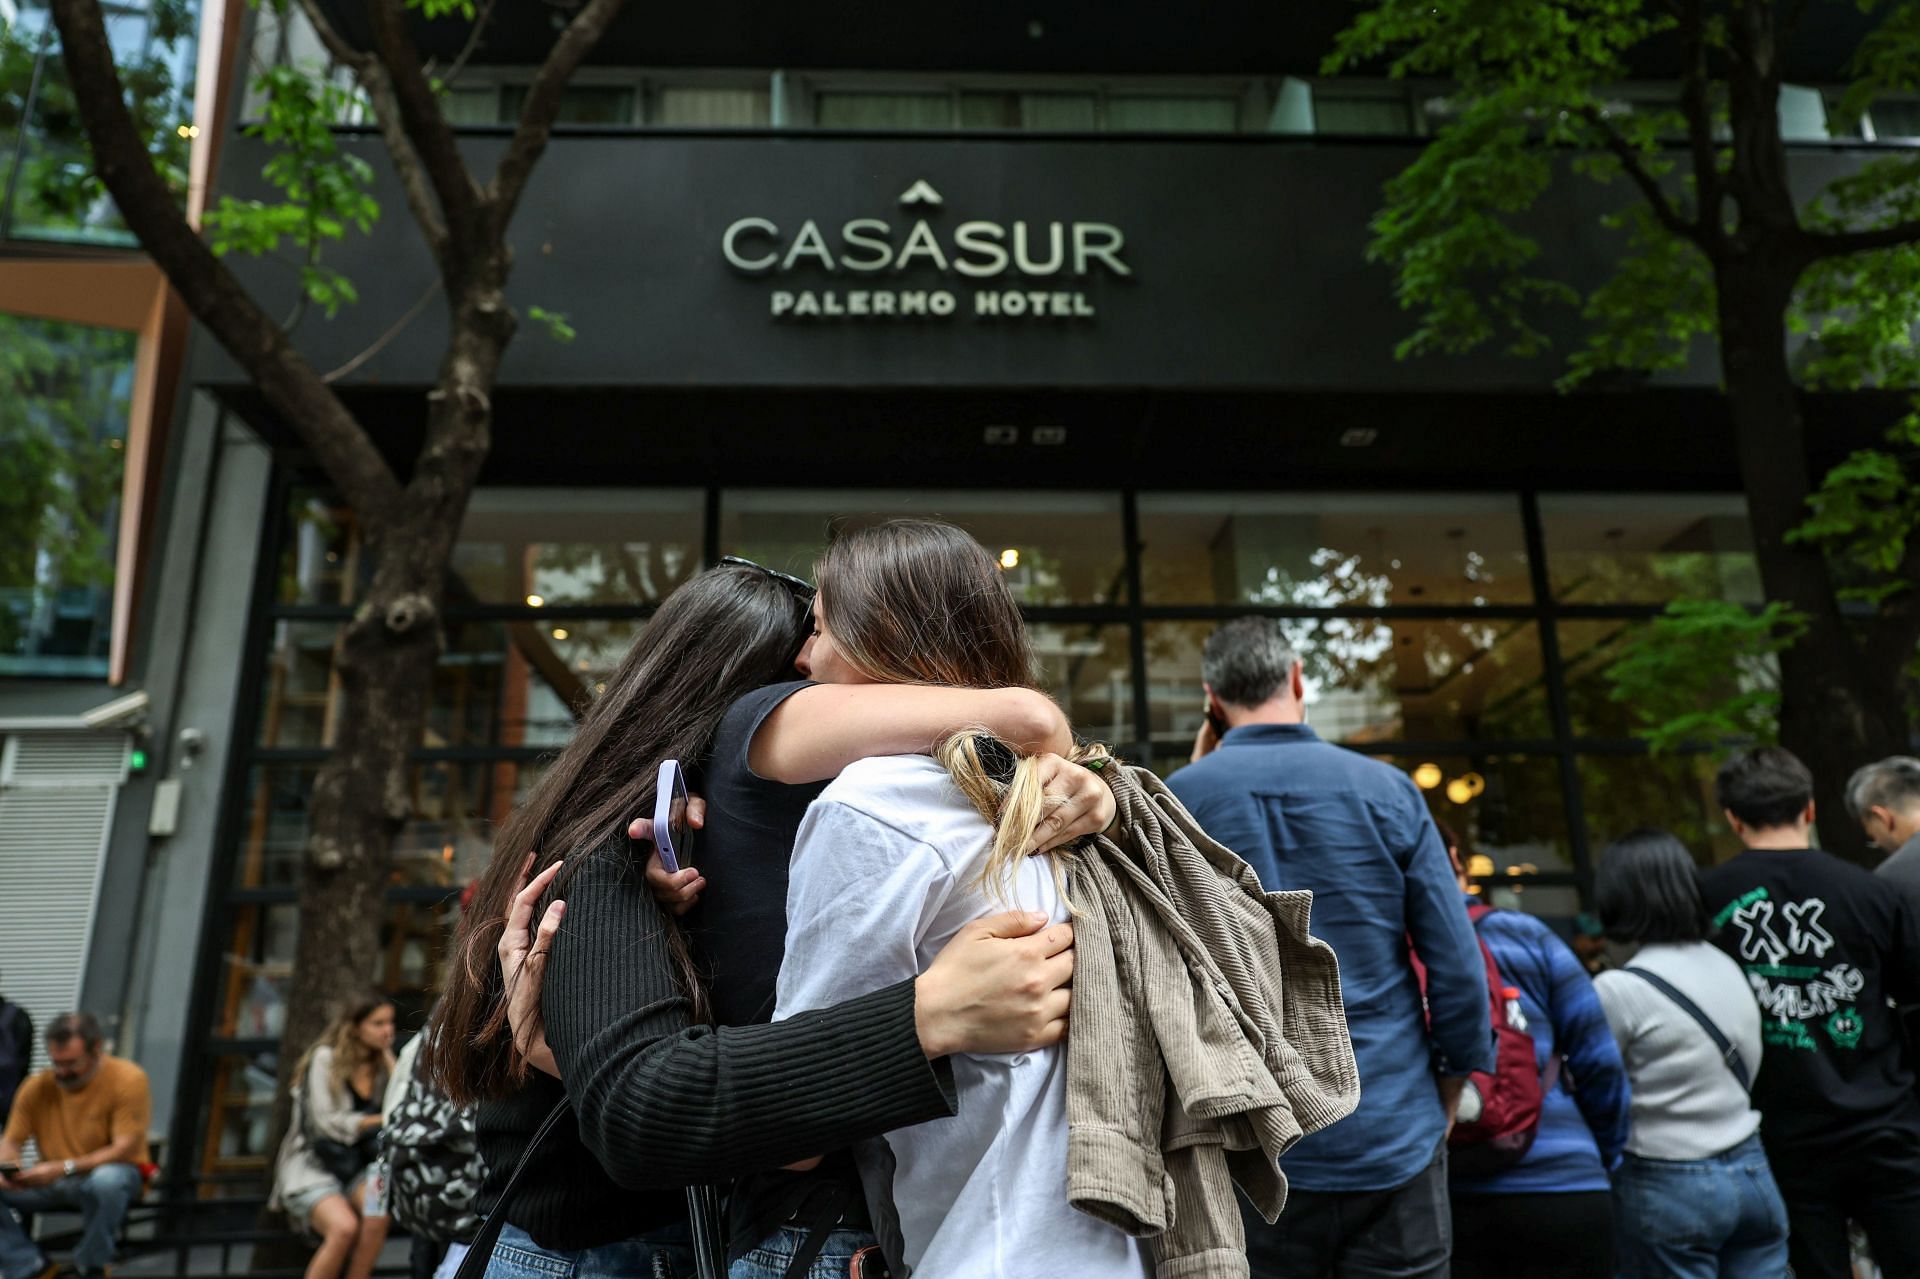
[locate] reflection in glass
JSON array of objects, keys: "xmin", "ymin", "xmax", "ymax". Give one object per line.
[
  {"xmin": 204, "ymin": 1051, "xmax": 280, "ymax": 1172},
  {"xmin": 213, "ymin": 903, "xmax": 298, "ymax": 1038},
  {"xmin": 1580, "ymin": 752, "xmax": 1740, "ymax": 867},
  {"xmin": 1143, "ymin": 618, "xmax": 1550, "ymax": 757},
  {"xmin": 1031, "ymin": 624, "xmax": 1132, "ymax": 745},
  {"xmin": 1540, "ymin": 494, "xmax": 1759, "ymax": 603},
  {"xmin": 1386, "ymin": 754, "xmax": 1571, "ymax": 873},
  {"xmin": 232, "ymin": 760, "xmax": 546, "ymax": 890},
  {"xmin": 279, "ymin": 488, "xmax": 702, "ymax": 607},
  {"xmin": 0, "ymin": 315, "xmax": 136, "ymax": 676},
  {"xmin": 1556, "ymin": 618, "xmax": 1775, "ymax": 740},
  {"xmin": 721, "ymin": 489, "xmax": 1127, "ymax": 606},
  {"xmin": 2, "ymin": 0, "xmax": 197, "ymax": 246},
  {"xmin": 1138, "ymin": 493, "xmax": 1531, "ymax": 607},
  {"xmin": 256, "ymin": 616, "xmax": 647, "ymax": 749}
]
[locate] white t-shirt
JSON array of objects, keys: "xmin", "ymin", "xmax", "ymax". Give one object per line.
[{"xmin": 774, "ymin": 755, "xmax": 1150, "ymax": 1279}]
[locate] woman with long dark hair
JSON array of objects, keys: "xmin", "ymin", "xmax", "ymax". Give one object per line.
[
  {"xmin": 272, "ymin": 993, "xmax": 396, "ymax": 1279},
  {"xmin": 1592, "ymin": 830, "xmax": 1787, "ymax": 1278},
  {"xmin": 427, "ymin": 559, "xmax": 1103, "ymax": 1277}
]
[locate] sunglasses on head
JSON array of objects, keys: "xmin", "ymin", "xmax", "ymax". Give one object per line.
[{"xmin": 718, "ymin": 555, "xmax": 816, "ymax": 603}]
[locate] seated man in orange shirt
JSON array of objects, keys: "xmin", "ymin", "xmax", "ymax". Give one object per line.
[{"xmin": 0, "ymin": 1014, "xmax": 150, "ymax": 1279}]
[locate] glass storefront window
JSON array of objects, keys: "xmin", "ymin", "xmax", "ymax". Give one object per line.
[
  {"xmin": 1106, "ymin": 94, "xmax": 1239, "ymax": 132},
  {"xmin": 816, "ymin": 92, "xmax": 953, "ymax": 129},
  {"xmin": 720, "ymin": 489, "xmax": 1127, "ymax": 606},
  {"xmin": 1387, "ymin": 753, "xmax": 1572, "ymax": 873},
  {"xmin": 1539, "ymin": 494, "xmax": 1760, "ymax": 603},
  {"xmin": 280, "ymin": 488, "xmax": 702, "ymax": 607},
  {"xmin": 213, "ymin": 902, "xmax": 298, "ymax": 1038},
  {"xmin": 1579, "ymin": 752, "xmax": 1741, "ymax": 867},
  {"xmin": 500, "ymin": 83, "xmax": 636, "ymax": 125},
  {"xmin": 1033, "ymin": 623, "xmax": 1133, "ymax": 745},
  {"xmin": 1142, "ymin": 618, "xmax": 1550, "ymax": 758},
  {"xmin": 0, "ymin": 315, "xmax": 136, "ymax": 676},
  {"xmin": 256, "ymin": 617, "xmax": 647, "ymax": 749},
  {"xmin": 202, "ymin": 1051, "xmax": 280, "ymax": 1173},
  {"xmin": 1138, "ymin": 493, "xmax": 1532, "ymax": 607},
  {"xmin": 655, "ymin": 86, "xmax": 772, "ymax": 127},
  {"xmin": 958, "ymin": 92, "xmax": 1098, "ymax": 130},
  {"xmin": 1557, "ymin": 617, "xmax": 1776, "ymax": 741},
  {"xmin": 1, "ymin": 1, "xmax": 196, "ymax": 246},
  {"xmin": 232, "ymin": 759, "xmax": 547, "ymax": 890}
]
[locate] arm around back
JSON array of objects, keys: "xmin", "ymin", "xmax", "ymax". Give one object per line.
[
  {"xmin": 750, "ymin": 684, "xmax": 1071, "ymax": 784},
  {"xmin": 542, "ymin": 843, "xmax": 957, "ymax": 1189},
  {"xmin": 1533, "ymin": 923, "xmax": 1631, "ymax": 1166},
  {"xmin": 1398, "ymin": 796, "xmax": 1494, "ymax": 1076}
]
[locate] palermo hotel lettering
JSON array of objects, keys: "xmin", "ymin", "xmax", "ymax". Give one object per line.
[{"xmin": 719, "ymin": 181, "xmax": 1131, "ymax": 322}]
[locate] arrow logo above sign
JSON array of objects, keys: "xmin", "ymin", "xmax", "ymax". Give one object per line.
[{"xmin": 898, "ymin": 180, "xmax": 944, "ymax": 207}]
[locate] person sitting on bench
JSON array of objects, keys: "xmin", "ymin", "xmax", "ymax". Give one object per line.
[{"xmin": 0, "ymin": 1013, "xmax": 151, "ymax": 1279}]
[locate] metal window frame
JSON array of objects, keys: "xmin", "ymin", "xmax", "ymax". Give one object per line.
[{"xmin": 172, "ymin": 468, "xmax": 1730, "ymax": 1188}]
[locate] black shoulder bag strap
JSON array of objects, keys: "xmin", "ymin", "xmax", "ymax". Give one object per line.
[
  {"xmin": 1624, "ymin": 966, "xmax": 1752, "ymax": 1091},
  {"xmin": 450, "ymin": 1101, "xmax": 730, "ymax": 1279},
  {"xmin": 453, "ymin": 1099, "xmax": 571, "ymax": 1279}
]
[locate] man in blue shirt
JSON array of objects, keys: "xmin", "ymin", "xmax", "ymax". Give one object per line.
[{"xmin": 1168, "ymin": 619, "xmax": 1494, "ymax": 1279}]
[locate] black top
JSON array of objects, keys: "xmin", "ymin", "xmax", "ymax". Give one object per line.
[
  {"xmin": 687, "ymin": 680, "xmax": 827, "ymax": 1028},
  {"xmin": 1699, "ymin": 847, "xmax": 1920, "ymax": 1154},
  {"xmin": 475, "ymin": 835, "xmax": 957, "ymax": 1251},
  {"xmin": 684, "ymin": 680, "xmax": 876, "ymax": 1248}
]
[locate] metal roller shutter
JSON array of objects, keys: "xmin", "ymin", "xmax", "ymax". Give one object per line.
[{"xmin": 0, "ymin": 731, "xmax": 127, "ymax": 1075}]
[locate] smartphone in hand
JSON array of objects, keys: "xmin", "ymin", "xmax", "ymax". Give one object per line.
[{"xmin": 653, "ymin": 759, "xmax": 696, "ymax": 874}]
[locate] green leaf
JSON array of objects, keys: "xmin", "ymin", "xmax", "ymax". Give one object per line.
[
  {"xmin": 526, "ymin": 306, "xmax": 577, "ymax": 344},
  {"xmin": 201, "ymin": 61, "xmax": 382, "ymax": 316},
  {"xmin": 1603, "ymin": 600, "xmax": 1807, "ymax": 754}
]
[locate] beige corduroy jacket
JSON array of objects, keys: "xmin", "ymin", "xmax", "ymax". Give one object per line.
[{"xmin": 1063, "ymin": 764, "xmax": 1360, "ymax": 1279}]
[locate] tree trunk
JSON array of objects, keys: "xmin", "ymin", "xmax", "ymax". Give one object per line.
[
  {"xmin": 1716, "ymin": 257, "xmax": 1910, "ymax": 860},
  {"xmin": 267, "ymin": 279, "xmax": 508, "ymax": 1154}
]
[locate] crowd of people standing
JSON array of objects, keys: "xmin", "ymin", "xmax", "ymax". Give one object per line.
[{"xmin": 9, "ymin": 517, "xmax": 1920, "ymax": 1279}]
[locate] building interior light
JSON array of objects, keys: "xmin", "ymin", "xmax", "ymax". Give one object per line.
[
  {"xmin": 525, "ymin": 594, "xmax": 545, "ymax": 607},
  {"xmin": 1412, "ymin": 762, "xmax": 1443, "ymax": 790},
  {"xmin": 999, "ymin": 548, "xmax": 1021, "ymax": 569},
  {"xmin": 1445, "ymin": 777, "xmax": 1475, "ymax": 805},
  {"xmin": 552, "ymin": 627, "xmax": 569, "ymax": 640},
  {"xmin": 176, "ymin": 123, "xmax": 199, "ymax": 139}
]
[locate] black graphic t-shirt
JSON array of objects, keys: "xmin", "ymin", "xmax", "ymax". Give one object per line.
[{"xmin": 1700, "ymin": 848, "xmax": 1920, "ymax": 1154}]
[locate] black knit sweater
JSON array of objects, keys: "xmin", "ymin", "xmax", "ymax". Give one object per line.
[{"xmin": 475, "ymin": 840, "xmax": 957, "ymax": 1251}]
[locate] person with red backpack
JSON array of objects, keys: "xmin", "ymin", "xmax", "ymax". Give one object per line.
[{"xmin": 1443, "ymin": 838, "xmax": 1631, "ymax": 1279}]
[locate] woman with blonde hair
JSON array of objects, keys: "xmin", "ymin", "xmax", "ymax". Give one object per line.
[{"xmin": 271, "ymin": 992, "xmax": 397, "ymax": 1279}]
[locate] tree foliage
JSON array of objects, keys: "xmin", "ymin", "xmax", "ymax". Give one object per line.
[
  {"xmin": 1329, "ymin": 0, "xmax": 1920, "ymax": 768},
  {"xmin": 0, "ymin": 316, "xmax": 132, "ymax": 657}
]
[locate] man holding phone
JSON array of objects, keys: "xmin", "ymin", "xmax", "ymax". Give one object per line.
[
  {"xmin": 0, "ymin": 1014, "xmax": 151, "ymax": 1279},
  {"xmin": 1169, "ymin": 619, "xmax": 1491, "ymax": 1279}
]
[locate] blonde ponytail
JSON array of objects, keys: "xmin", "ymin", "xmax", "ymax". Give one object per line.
[{"xmin": 936, "ymin": 732, "xmax": 1110, "ymax": 910}]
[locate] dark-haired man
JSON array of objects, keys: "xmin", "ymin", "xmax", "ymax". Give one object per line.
[
  {"xmin": 1700, "ymin": 747, "xmax": 1920, "ymax": 1279},
  {"xmin": 1169, "ymin": 618, "xmax": 1492, "ymax": 1279},
  {"xmin": 0, "ymin": 1014, "xmax": 150, "ymax": 1279}
]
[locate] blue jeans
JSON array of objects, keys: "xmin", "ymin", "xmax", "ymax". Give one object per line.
[
  {"xmin": 1611, "ymin": 1134, "xmax": 1789, "ymax": 1279},
  {"xmin": 728, "ymin": 1226, "xmax": 875, "ymax": 1279},
  {"xmin": 487, "ymin": 1222, "xmax": 695, "ymax": 1279},
  {"xmin": 0, "ymin": 1164, "xmax": 145, "ymax": 1278}
]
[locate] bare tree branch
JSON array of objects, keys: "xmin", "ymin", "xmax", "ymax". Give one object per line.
[
  {"xmin": 48, "ymin": 0, "xmax": 403, "ymax": 523},
  {"xmin": 1576, "ymin": 105, "xmax": 1709, "ymax": 249},
  {"xmin": 324, "ymin": 278, "xmax": 443, "ymax": 382},
  {"xmin": 281, "ymin": 0, "xmax": 450, "ymax": 265},
  {"xmin": 362, "ymin": 0, "xmax": 483, "ymax": 258},
  {"xmin": 436, "ymin": 0, "xmax": 498, "ymax": 89},
  {"xmin": 488, "ymin": 0, "xmax": 634, "ymax": 227},
  {"xmin": 1678, "ymin": 0, "xmax": 1722, "ymax": 243},
  {"xmin": 1801, "ymin": 219, "xmax": 1920, "ymax": 260}
]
